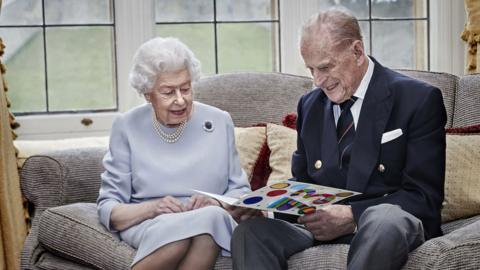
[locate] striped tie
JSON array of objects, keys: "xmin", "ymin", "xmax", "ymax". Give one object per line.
[{"xmin": 337, "ymin": 96, "xmax": 358, "ymax": 171}]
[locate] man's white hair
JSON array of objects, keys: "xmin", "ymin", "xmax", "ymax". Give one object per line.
[{"xmin": 129, "ymin": 37, "xmax": 201, "ymax": 94}]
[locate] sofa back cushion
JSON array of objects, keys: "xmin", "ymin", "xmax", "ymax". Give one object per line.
[
  {"xmin": 194, "ymin": 71, "xmax": 458, "ymax": 129},
  {"xmin": 452, "ymin": 74, "xmax": 480, "ymax": 127},
  {"xmin": 194, "ymin": 72, "xmax": 312, "ymax": 127},
  {"xmin": 397, "ymin": 70, "xmax": 458, "ymax": 128}
]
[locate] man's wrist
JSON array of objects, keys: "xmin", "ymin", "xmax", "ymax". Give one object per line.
[{"xmin": 347, "ymin": 205, "xmax": 357, "ymax": 234}]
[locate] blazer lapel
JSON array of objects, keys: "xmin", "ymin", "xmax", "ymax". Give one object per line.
[{"xmin": 347, "ymin": 64, "xmax": 393, "ymax": 192}]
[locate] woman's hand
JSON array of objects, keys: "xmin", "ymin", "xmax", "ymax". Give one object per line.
[
  {"xmin": 150, "ymin": 195, "xmax": 187, "ymax": 215},
  {"xmin": 185, "ymin": 194, "xmax": 222, "ymax": 210},
  {"xmin": 110, "ymin": 196, "xmax": 186, "ymax": 231},
  {"xmin": 223, "ymin": 205, "xmax": 264, "ymax": 223}
]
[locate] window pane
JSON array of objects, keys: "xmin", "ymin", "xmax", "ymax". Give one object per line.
[
  {"xmin": 372, "ymin": 0, "xmax": 427, "ymax": 18},
  {"xmin": 372, "ymin": 20, "xmax": 427, "ymax": 70},
  {"xmin": 1, "ymin": 28, "xmax": 46, "ymax": 112},
  {"xmin": 218, "ymin": 23, "xmax": 278, "ymax": 73},
  {"xmin": 45, "ymin": 0, "xmax": 113, "ymax": 24},
  {"xmin": 0, "ymin": 0, "xmax": 42, "ymax": 25},
  {"xmin": 155, "ymin": 24, "xmax": 215, "ymax": 75},
  {"xmin": 304, "ymin": 0, "xmax": 369, "ymax": 20},
  {"xmin": 155, "ymin": 0, "xmax": 213, "ymax": 22},
  {"xmin": 359, "ymin": 21, "xmax": 370, "ymax": 55},
  {"xmin": 216, "ymin": 0, "xmax": 278, "ymax": 21},
  {"xmin": 46, "ymin": 27, "xmax": 116, "ymax": 111}
]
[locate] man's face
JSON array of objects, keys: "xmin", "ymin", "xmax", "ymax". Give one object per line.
[{"xmin": 301, "ymin": 34, "xmax": 365, "ymax": 104}]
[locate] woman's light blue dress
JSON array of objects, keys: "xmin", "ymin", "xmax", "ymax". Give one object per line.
[{"xmin": 97, "ymin": 102, "xmax": 251, "ymax": 265}]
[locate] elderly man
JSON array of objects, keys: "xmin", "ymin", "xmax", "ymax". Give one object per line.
[{"xmin": 231, "ymin": 8, "xmax": 446, "ymax": 270}]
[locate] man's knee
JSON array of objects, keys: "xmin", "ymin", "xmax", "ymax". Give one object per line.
[
  {"xmin": 359, "ymin": 204, "xmax": 424, "ymax": 241},
  {"xmin": 233, "ymin": 217, "xmax": 271, "ymax": 242}
]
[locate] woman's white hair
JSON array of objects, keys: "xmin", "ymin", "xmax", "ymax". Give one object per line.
[{"xmin": 129, "ymin": 37, "xmax": 201, "ymax": 94}]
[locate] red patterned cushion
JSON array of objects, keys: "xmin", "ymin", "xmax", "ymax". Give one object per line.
[
  {"xmin": 445, "ymin": 123, "xmax": 480, "ymax": 134},
  {"xmin": 282, "ymin": 112, "xmax": 297, "ymax": 130},
  {"xmin": 250, "ymin": 141, "xmax": 272, "ymax": 190},
  {"xmin": 248, "ymin": 123, "xmax": 271, "ymax": 190}
]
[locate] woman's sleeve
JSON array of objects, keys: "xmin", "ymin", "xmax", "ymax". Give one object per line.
[
  {"xmin": 223, "ymin": 112, "xmax": 252, "ymax": 198},
  {"xmin": 96, "ymin": 115, "xmax": 132, "ymax": 231}
]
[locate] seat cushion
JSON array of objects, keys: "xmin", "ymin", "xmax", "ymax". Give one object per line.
[
  {"xmin": 405, "ymin": 218, "xmax": 480, "ymax": 269},
  {"xmin": 38, "ymin": 203, "xmax": 135, "ymax": 270}
]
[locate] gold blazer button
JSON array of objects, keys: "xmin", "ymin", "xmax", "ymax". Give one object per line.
[
  {"xmin": 378, "ymin": 164, "xmax": 386, "ymax": 173},
  {"xmin": 314, "ymin": 160, "xmax": 322, "ymax": 169}
]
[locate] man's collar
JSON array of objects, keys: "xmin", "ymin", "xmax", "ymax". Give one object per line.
[{"xmin": 353, "ymin": 56, "xmax": 374, "ymax": 100}]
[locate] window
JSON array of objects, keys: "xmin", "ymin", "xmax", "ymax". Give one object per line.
[
  {"xmin": 0, "ymin": 0, "xmax": 116, "ymax": 115},
  {"xmin": 154, "ymin": 0, "xmax": 280, "ymax": 75},
  {"xmin": 281, "ymin": 0, "xmax": 431, "ymax": 75},
  {"xmin": 1, "ymin": 0, "xmax": 464, "ymax": 139}
]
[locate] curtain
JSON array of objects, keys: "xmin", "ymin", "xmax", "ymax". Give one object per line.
[
  {"xmin": 0, "ymin": 23, "xmax": 28, "ymax": 270},
  {"xmin": 461, "ymin": 0, "xmax": 480, "ymax": 74}
]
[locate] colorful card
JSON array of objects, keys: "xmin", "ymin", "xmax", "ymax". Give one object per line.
[{"xmin": 194, "ymin": 180, "xmax": 361, "ymax": 216}]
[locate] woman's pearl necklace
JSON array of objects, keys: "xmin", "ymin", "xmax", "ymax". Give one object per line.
[{"xmin": 151, "ymin": 111, "xmax": 186, "ymax": 143}]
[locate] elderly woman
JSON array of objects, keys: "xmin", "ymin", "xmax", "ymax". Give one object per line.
[{"xmin": 97, "ymin": 37, "xmax": 255, "ymax": 270}]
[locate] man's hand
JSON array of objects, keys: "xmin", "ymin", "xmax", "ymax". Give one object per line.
[
  {"xmin": 224, "ymin": 205, "xmax": 264, "ymax": 222},
  {"xmin": 297, "ymin": 204, "xmax": 356, "ymax": 241},
  {"xmin": 186, "ymin": 194, "xmax": 222, "ymax": 210}
]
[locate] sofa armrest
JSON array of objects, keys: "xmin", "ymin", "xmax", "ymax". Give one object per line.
[
  {"xmin": 404, "ymin": 215, "xmax": 480, "ymax": 269},
  {"xmin": 38, "ymin": 203, "xmax": 135, "ymax": 269},
  {"xmin": 20, "ymin": 147, "xmax": 107, "ymax": 212}
]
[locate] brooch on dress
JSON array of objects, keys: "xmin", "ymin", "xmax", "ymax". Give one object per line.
[{"xmin": 203, "ymin": 120, "xmax": 214, "ymax": 132}]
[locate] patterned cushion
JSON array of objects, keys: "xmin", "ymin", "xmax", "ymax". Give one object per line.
[
  {"xmin": 234, "ymin": 127, "xmax": 267, "ymax": 182},
  {"xmin": 442, "ymin": 124, "xmax": 480, "ymax": 222},
  {"xmin": 266, "ymin": 123, "xmax": 297, "ymax": 183}
]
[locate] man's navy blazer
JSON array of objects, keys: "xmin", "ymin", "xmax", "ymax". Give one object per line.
[{"xmin": 292, "ymin": 59, "xmax": 447, "ymax": 240}]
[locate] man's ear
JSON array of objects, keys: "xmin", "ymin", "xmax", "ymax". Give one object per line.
[
  {"xmin": 144, "ymin": 93, "xmax": 150, "ymax": 102},
  {"xmin": 352, "ymin": 40, "xmax": 365, "ymax": 64}
]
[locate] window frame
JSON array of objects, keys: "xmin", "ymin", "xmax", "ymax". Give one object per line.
[
  {"xmin": 281, "ymin": 0, "xmax": 439, "ymax": 76},
  {"xmin": 11, "ymin": 0, "xmax": 465, "ymax": 139},
  {"xmin": 12, "ymin": 0, "xmax": 154, "ymax": 139},
  {"xmin": 2, "ymin": 0, "xmax": 119, "ymax": 116},
  {"xmin": 154, "ymin": 0, "xmax": 281, "ymax": 74}
]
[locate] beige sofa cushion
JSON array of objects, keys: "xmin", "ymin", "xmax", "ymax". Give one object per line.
[
  {"xmin": 14, "ymin": 137, "xmax": 109, "ymax": 168},
  {"xmin": 266, "ymin": 123, "xmax": 297, "ymax": 183},
  {"xmin": 234, "ymin": 126, "xmax": 267, "ymax": 181},
  {"xmin": 442, "ymin": 133, "xmax": 480, "ymax": 222}
]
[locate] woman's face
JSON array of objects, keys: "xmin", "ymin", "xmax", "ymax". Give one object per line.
[{"xmin": 145, "ymin": 68, "xmax": 193, "ymax": 127}]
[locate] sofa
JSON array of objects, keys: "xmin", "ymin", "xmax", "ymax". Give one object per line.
[{"xmin": 20, "ymin": 71, "xmax": 480, "ymax": 269}]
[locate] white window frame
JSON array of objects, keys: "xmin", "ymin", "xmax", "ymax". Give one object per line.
[
  {"xmin": 14, "ymin": 0, "xmax": 154, "ymax": 139},
  {"xmin": 280, "ymin": 0, "xmax": 466, "ymax": 77},
  {"xmin": 13, "ymin": 0, "xmax": 465, "ymax": 139}
]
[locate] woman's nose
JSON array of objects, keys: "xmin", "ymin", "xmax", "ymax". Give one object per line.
[{"xmin": 174, "ymin": 90, "xmax": 186, "ymax": 105}]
